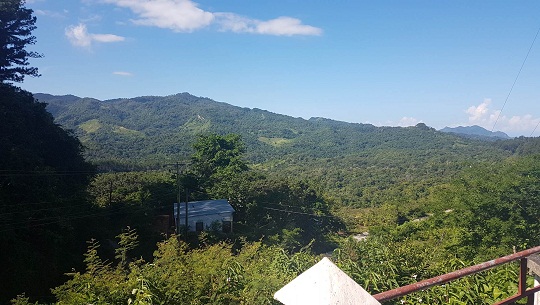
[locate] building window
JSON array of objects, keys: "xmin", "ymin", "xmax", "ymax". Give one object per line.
[{"xmin": 195, "ymin": 221, "xmax": 204, "ymax": 232}]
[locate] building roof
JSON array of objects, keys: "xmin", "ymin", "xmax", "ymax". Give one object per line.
[
  {"xmin": 274, "ymin": 257, "xmax": 381, "ymax": 305},
  {"xmin": 174, "ymin": 199, "xmax": 234, "ymax": 219}
]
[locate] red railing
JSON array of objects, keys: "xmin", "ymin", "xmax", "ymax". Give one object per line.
[{"xmin": 372, "ymin": 245, "xmax": 540, "ymax": 305}]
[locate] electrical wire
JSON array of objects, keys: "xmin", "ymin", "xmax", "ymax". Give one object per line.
[
  {"xmin": 0, "ymin": 170, "xmax": 96, "ymax": 177},
  {"xmin": 0, "ymin": 202, "xmax": 173, "ymax": 233},
  {"xmin": 530, "ymin": 120, "xmax": 540, "ymax": 137},
  {"xmin": 0, "ymin": 197, "xmax": 335, "ymax": 233},
  {"xmin": 261, "ymin": 207, "xmax": 338, "ymax": 219},
  {"xmin": 491, "ymin": 25, "xmax": 540, "ymax": 132},
  {"xmin": 0, "ymin": 202, "xmax": 95, "ymax": 217},
  {"xmin": 0, "ymin": 166, "xmax": 338, "ymax": 232}
]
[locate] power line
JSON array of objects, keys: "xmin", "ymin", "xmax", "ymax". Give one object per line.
[
  {"xmin": 261, "ymin": 207, "xmax": 337, "ymax": 219},
  {"xmin": 0, "ymin": 202, "xmax": 94, "ymax": 217},
  {"xmin": 0, "ymin": 202, "xmax": 173, "ymax": 233},
  {"xmin": 0, "ymin": 191, "xmax": 173, "ymax": 216},
  {"xmin": 0, "ymin": 201, "xmax": 53, "ymax": 207},
  {"xmin": 531, "ymin": 120, "xmax": 540, "ymax": 137},
  {"xmin": 492, "ymin": 25, "xmax": 540, "ymax": 132},
  {"xmin": 0, "ymin": 170, "xmax": 96, "ymax": 177}
]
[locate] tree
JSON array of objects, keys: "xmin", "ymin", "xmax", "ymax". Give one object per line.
[
  {"xmin": 0, "ymin": 0, "xmax": 41, "ymax": 83},
  {"xmin": 0, "ymin": 84, "xmax": 95, "ymax": 303},
  {"xmin": 190, "ymin": 133, "xmax": 248, "ymax": 196}
]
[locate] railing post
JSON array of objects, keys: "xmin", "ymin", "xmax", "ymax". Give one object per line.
[
  {"xmin": 519, "ymin": 258, "xmax": 534, "ymax": 305},
  {"xmin": 527, "ymin": 255, "xmax": 540, "ymax": 305}
]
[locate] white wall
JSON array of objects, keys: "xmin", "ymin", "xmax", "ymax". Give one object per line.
[{"xmin": 179, "ymin": 213, "xmax": 233, "ymax": 232}]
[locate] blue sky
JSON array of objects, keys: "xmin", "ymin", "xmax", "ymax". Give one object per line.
[{"xmin": 22, "ymin": 0, "xmax": 540, "ymax": 136}]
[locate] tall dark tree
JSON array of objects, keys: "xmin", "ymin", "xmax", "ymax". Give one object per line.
[
  {"xmin": 0, "ymin": 84, "xmax": 95, "ymax": 303},
  {"xmin": 0, "ymin": 0, "xmax": 41, "ymax": 83}
]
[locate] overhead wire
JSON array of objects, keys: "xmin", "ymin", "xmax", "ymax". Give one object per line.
[
  {"xmin": 0, "ymin": 170, "xmax": 97, "ymax": 177},
  {"xmin": 0, "ymin": 196, "xmax": 335, "ymax": 232},
  {"xmin": 0, "ymin": 202, "xmax": 173, "ymax": 233},
  {"xmin": 261, "ymin": 206, "xmax": 337, "ymax": 219},
  {"xmin": 530, "ymin": 120, "xmax": 540, "ymax": 137},
  {"xmin": 491, "ymin": 24, "xmax": 540, "ymax": 132},
  {"xmin": 0, "ymin": 201, "xmax": 96, "ymax": 217},
  {"xmin": 1, "ymin": 165, "xmax": 337, "ymax": 232}
]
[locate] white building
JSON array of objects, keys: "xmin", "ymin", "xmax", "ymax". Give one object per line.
[{"xmin": 174, "ymin": 199, "xmax": 234, "ymax": 233}]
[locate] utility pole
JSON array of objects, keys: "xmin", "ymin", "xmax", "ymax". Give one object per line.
[
  {"xmin": 164, "ymin": 161, "xmax": 190, "ymax": 239},
  {"xmin": 185, "ymin": 188, "xmax": 189, "ymax": 239},
  {"xmin": 175, "ymin": 162, "xmax": 181, "ymax": 236}
]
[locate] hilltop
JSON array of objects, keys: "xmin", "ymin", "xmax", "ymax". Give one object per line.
[
  {"xmin": 37, "ymin": 92, "xmax": 505, "ymax": 163},
  {"xmin": 440, "ymin": 125, "xmax": 511, "ymax": 140},
  {"xmin": 36, "ymin": 92, "xmax": 533, "ymax": 206}
]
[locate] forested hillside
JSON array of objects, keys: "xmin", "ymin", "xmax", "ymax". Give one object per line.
[
  {"xmin": 37, "ymin": 92, "xmax": 537, "ymax": 207},
  {"xmin": 37, "ymin": 92, "xmax": 507, "ymax": 164},
  {"xmin": 2, "ymin": 91, "xmax": 538, "ymax": 305},
  {"xmin": 7, "ymin": 1, "xmax": 540, "ymax": 303}
]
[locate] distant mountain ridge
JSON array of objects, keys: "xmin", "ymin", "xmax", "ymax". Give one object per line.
[
  {"xmin": 34, "ymin": 92, "xmax": 500, "ymax": 164},
  {"xmin": 440, "ymin": 125, "xmax": 511, "ymax": 140},
  {"xmin": 34, "ymin": 91, "xmax": 540, "ymax": 206}
]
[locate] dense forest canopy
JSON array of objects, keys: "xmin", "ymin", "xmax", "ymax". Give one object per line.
[
  {"xmin": 14, "ymin": 92, "xmax": 537, "ymax": 305},
  {"xmin": 37, "ymin": 92, "xmax": 540, "ymax": 208},
  {"xmin": 4, "ymin": 3, "xmax": 540, "ymax": 302}
]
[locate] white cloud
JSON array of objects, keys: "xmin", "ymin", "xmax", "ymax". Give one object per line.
[
  {"xmin": 214, "ymin": 12, "xmax": 252, "ymax": 33},
  {"xmin": 398, "ymin": 117, "xmax": 422, "ymax": 127},
  {"xmin": 216, "ymin": 14, "xmax": 322, "ymax": 36},
  {"xmin": 466, "ymin": 98, "xmax": 491, "ymax": 123},
  {"xmin": 92, "ymin": 33, "xmax": 125, "ymax": 43},
  {"xmin": 113, "ymin": 71, "xmax": 133, "ymax": 76},
  {"xmin": 80, "ymin": 14, "xmax": 103, "ymax": 23},
  {"xmin": 374, "ymin": 117, "xmax": 422, "ymax": 127},
  {"xmin": 103, "ymin": 0, "xmax": 322, "ymax": 36},
  {"xmin": 65, "ymin": 23, "xmax": 125, "ymax": 48},
  {"xmin": 254, "ymin": 16, "xmax": 322, "ymax": 36},
  {"xmin": 35, "ymin": 9, "xmax": 67, "ymax": 18},
  {"xmin": 104, "ymin": 0, "xmax": 214, "ymax": 32},
  {"xmin": 465, "ymin": 99, "xmax": 540, "ymax": 133}
]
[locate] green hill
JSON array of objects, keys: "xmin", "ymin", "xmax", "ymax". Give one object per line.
[{"xmin": 35, "ymin": 92, "xmax": 537, "ymax": 206}]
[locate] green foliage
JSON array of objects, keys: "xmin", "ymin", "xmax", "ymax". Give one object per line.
[
  {"xmin": 116, "ymin": 227, "xmax": 139, "ymax": 268},
  {"xmin": 11, "ymin": 92, "xmax": 540, "ymax": 304},
  {"xmin": 37, "ymin": 92, "xmax": 526, "ymax": 208},
  {"xmin": 16, "ymin": 153, "xmax": 540, "ymax": 304},
  {"xmin": 84, "ymin": 239, "xmax": 108, "ymax": 275},
  {"xmin": 52, "ymin": 234, "xmax": 317, "ymax": 305},
  {"xmin": 216, "ymin": 173, "xmax": 343, "ymax": 252},
  {"xmin": 333, "ymin": 232, "xmax": 527, "ymax": 305},
  {"xmin": 88, "ymin": 171, "xmax": 175, "ymax": 208},
  {"xmin": 10, "ymin": 294, "xmax": 38, "ymax": 305},
  {"xmin": 418, "ymin": 155, "xmax": 540, "ymax": 259},
  {"xmin": 0, "ymin": 0, "xmax": 41, "ymax": 83},
  {"xmin": 0, "ymin": 84, "xmax": 95, "ymax": 303},
  {"xmin": 190, "ymin": 133, "xmax": 248, "ymax": 195},
  {"xmin": 86, "ymin": 171, "xmax": 176, "ymax": 261}
]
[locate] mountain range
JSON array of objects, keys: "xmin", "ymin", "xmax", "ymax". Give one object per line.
[
  {"xmin": 34, "ymin": 92, "xmax": 539, "ymax": 206},
  {"xmin": 35, "ymin": 92, "xmax": 507, "ymax": 164},
  {"xmin": 440, "ymin": 125, "xmax": 511, "ymax": 140}
]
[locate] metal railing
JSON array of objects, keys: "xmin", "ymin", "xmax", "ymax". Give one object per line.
[{"xmin": 372, "ymin": 245, "xmax": 540, "ymax": 305}]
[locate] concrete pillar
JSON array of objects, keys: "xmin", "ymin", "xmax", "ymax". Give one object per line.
[{"xmin": 527, "ymin": 254, "xmax": 540, "ymax": 305}]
